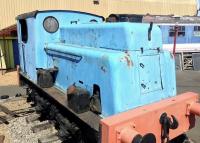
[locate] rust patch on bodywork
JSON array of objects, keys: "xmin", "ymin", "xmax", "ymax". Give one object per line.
[
  {"xmin": 67, "ymin": 85, "xmax": 76, "ymax": 95},
  {"xmin": 124, "ymin": 56, "xmax": 133, "ymax": 67},
  {"xmin": 122, "ymin": 51, "xmax": 133, "ymax": 67}
]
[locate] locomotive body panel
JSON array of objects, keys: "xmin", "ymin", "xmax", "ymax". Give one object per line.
[{"xmin": 44, "ymin": 22, "xmax": 176, "ymax": 117}]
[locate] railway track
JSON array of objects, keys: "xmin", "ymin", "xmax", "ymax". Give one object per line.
[
  {"xmin": 0, "ymin": 94, "xmax": 62, "ymax": 143},
  {"xmin": 0, "ymin": 90, "xmax": 197, "ymax": 143}
]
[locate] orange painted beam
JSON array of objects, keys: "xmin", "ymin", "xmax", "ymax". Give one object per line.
[{"xmin": 101, "ymin": 92, "xmax": 199, "ymax": 143}]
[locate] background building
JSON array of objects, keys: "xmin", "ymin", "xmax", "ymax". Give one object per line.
[{"xmin": 0, "ymin": 0, "xmax": 198, "ymax": 29}]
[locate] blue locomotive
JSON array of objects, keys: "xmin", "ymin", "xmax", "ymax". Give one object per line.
[{"xmin": 17, "ymin": 10, "xmax": 200, "ymax": 143}]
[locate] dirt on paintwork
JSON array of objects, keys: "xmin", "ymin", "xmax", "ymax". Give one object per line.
[{"xmin": 120, "ymin": 52, "xmax": 133, "ymax": 68}]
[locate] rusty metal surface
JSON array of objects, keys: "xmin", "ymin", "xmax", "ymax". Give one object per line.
[{"xmin": 0, "ymin": 25, "xmax": 17, "ymax": 37}]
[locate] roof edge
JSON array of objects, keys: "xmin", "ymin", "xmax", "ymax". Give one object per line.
[
  {"xmin": 16, "ymin": 10, "xmax": 105, "ymax": 21},
  {"xmin": 16, "ymin": 10, "xmax": 38, "ymax": 20}
]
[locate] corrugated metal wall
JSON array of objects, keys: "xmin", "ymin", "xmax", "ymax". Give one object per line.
[
  {"xmin": 0, "ymin": 0, "xmax": 198, "ymax": 29},
  {"xmin": 0, "ymin": 0, "xmax": 108, "ymax": 29},
  {"xmin": 108, "ymin": 0, "xmax": 197, "ymax": 16}
]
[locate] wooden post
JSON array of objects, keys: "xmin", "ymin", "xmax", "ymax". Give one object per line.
[
  {"xmin": 0, "ymin": 135, "xmax": 5, "ymax": 143},
  {"xmin": 16, "ymin": 65, "xmax": 20, "ymax": 86}
]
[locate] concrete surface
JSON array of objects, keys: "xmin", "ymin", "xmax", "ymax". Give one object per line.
[
  {"xmin": 177, "ymin": 71, "xmax": 200, "ymax": 94},
  {"xmin": 0, "ymin": 85, "xmax": 26, "ymax": 97},
  {"xmin": 176, "ymin": 71, "xmax": 200, "ymax": 142},
  {"xmin": 0, "ymin": 70, "xmax": 18, "ymax": 86}
]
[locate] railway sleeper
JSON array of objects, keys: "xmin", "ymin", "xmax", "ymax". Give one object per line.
[
  {"xmin": 38, "ymin": 133, "xmax": 60, "ymax": 143},
  {"xmin": 31, "ymin": 121, "xmax": 55, "ymax": 133},
  {"xmin": 26, "ymin": 113, "xmax": 41, "ymax": 123},
  {"xmin": 0, "ymin": 104, "xmax": 19, "ymax": 118}
]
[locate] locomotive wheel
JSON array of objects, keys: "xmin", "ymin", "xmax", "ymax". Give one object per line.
[{"xmin": 28, "ymin": 89, "xmax": 95, "ymax": 143}]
